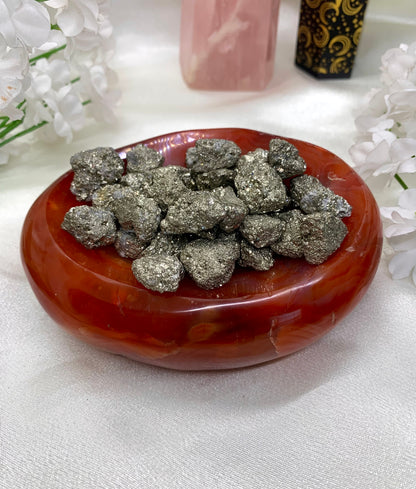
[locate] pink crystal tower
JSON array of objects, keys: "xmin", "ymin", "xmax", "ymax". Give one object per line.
[{"xmin": 180, "ymin": 0, "xmax": 281, "ymax": 91}]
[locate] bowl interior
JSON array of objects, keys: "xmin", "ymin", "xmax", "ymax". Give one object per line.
[{"xmin": 47, "ymin": 127, "xmax": 378, "ymax": 300}]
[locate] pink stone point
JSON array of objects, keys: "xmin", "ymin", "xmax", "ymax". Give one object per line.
[{"xmin": 180, "ymin": 0, "xmax": 281, "ymax": 91}]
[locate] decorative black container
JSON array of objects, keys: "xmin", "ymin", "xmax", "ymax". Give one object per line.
[{"xmin": 295, "ymin": 0, "xmax": 369, "ymax": 79}]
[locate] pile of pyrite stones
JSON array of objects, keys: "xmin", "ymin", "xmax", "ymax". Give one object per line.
[{"xmin": 62, "ymin": 138, "xmax": 352, "ymax": 293}]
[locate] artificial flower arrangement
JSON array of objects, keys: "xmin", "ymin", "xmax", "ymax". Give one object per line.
[
  {"xmin": 0, "ymin": 0, "xmax": 119, "ymax": 165},
  {"xmin": 350, "ymin": 42, "xmax": 416, "ymax": 287}
]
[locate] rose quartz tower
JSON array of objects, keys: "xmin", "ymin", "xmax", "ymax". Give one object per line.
[{"xmin": 180, "ymin": 0, "xmax": 281, "ymax": 91}]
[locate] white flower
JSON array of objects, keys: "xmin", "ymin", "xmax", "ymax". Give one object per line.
[
  {"xmin": 0, "ymin": 0, "xmax": 118, "ymax": 165},
  {"xmin": 380, "ymin": 189, "xmax": 416, "ymax": 285},
  {"xmin": 377, "ymin": 138, "xmax": 416, "ymax": 175},
  {"xmin": 62, "ymin": 1, "xmax": 113, "ymax": 54},
  {"xmin": 381, "ymin": 189, "xmax": 416, "ymax": 237},
  {"xmin": 350, "ymin": 43, "xmax": 416, "ymax": 181},
  {"xmin": 33, "ymin": 29, "xmax": 67, "ymax": 57},
  {"xmin": 380, "ymin": 43, "xmax": 416, "ymax": 88},
  {"xmin": 46, "ymin": 0, "xmax": 112, "ymax": 42},
  {"xmin": 355, "ymin": 114, "xmax": 394, "ymax": 135},
  {"xmin": 46, "ymin": 0, "xmax": 97, "ymax": 37},
  {"xmin": 23, "ymin": 57, "xmax": 73, "ymax": 128},
  {"xmin": 401, "ymin": 118, "xmax": 416, "ymax": 140},
  {"xmin": 46, "ymin": 85, "xmax": 85, "ymax": 142},
  {"xmin": 350, "ymin": 43, "xmax": 416, "ymax": 288},
  {"xmin": 25, "ymin": 98, "xmax": 53, "ymax": 126},
  {"xmin": 389, "ymin": 89, "xmax": 416, "ymax": 109},
  {"xmin": 78, "ymin": 63, "xmax": 120, "ymax": 123},
  {"xmin": 388, "ymin": 245, "xmax": 416, "ymax": 285},
  {"xmin": 66, "ymin": 22, "xmax": 113, "ymax": 53},
  {"xmin": 350, "ymin": 135, "xmax": 416, "ymax": 179},
  {"xmin": 0, "ymin": 35, "xmax": 28, "ymax": 118},
  {"xmin": 29, "ymin": 58, "xmax": 71, "ymax": 98},
  {"xmin": 36, "ymin": 85, "xmax": 85, "ymax": 142},
  {"xmin": 0, "ymin": 0, "xmax": 51, "ymax": 48},
  {"xmin": 356, "ymin": 87, "xmax": 393, "ymax": 122},
  {"xmin": 386, "ymin": 231, "xmax": 416, "ymax": 285}
]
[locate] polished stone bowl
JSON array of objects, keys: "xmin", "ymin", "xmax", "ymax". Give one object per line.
[{"xmin": 21, "ymin": 128, "xmax": 382, "ymax": 370}]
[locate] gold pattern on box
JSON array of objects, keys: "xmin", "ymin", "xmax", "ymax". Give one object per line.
[{"xmin": 296, "ymin": 0, "xmax": 368, "ymax": 78}]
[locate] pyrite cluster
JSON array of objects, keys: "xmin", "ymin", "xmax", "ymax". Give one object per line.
[{"xmin": 62, "ymin": 138, "xmax": 351, "ymax": 293}]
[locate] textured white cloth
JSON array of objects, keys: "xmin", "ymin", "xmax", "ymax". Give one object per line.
[{"xmin": 1, "ymin": 1, "xmax": 416, "ymax": 488}]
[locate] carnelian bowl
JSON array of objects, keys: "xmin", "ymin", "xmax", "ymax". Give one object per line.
[{"xmin": 21, "ymin": 128, "xmax": 382, "ymax": 370}]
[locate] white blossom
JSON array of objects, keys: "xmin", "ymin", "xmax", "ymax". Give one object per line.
[
  {"xmin": 350, "ymin": 43, "xmax": 416, "ymax": 287},
  {"xmin": 0, "ymin": 35, "xmax": 28, "ymax": 118},
  {"xmin": 388, "ymin": 246, "xmax": 416, "ymax": 285},
  {"xmin": 380, "ymin": 188, "xmax": 416, "ymax": 286},
  {"xmin": 78, "ymin": 62, "xmax": 120, "ymax": 123},
  {"xmin": 380, "ymin": 43, "xmax": 416, "ymax": 89},
  {"xmin": 46, "ymin": 0, "xmax": 112, "ymax": 53},
  {"xmin": 350, "ymin": 43, "xmax": 416, "ymax": 181},
  {"xmin": 381, "ymin": 189, "xmax": 416, "ymax": 237},
  {"xmin": 385, "ymin": 230, "xmax": 416, "ymax": 286},
  {"xmin": 39, "ymin": 85, "xmax": 85, "ymax": 142},
  {"xmin": 29, "ymin": 58, "xmax": 71, "ymax": 96},
  {"xmin": 23, "ymin": 57, "xmax": 74, "ymax": 128},
  {"xmin": 0, "ymin": 0, "xmax": 51, "ymax": 48},
  {"xmin": 349, "ymin": 133, "xmax": 416, "ymax": 180},
  {"xmin": 46, "ymin": 0, "xmax": 99, "ymax": 37},
  {"xmin": 34, "ymin": 29, "xmax": 67, "ymax": 56},
  {"xmin": 0, "ymin": 0, "xmax": 118, "ymax": 160}
]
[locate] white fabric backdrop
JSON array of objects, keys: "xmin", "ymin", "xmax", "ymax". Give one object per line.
[{"xmin": 1, "ymin": 1, "xmax": 416, "ymax": 488}]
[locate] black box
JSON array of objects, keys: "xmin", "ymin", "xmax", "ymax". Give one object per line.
[{"xmin": 295, "ymin": 0, "xmax": 369, "ymax": 79}]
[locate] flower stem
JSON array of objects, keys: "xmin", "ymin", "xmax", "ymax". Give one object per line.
[
  {"xmin": 394, "ymin": 173, "xmax": 409, "ymax": 190},
  {"xmin": 0, "ymin": 101, "xmax": 26, "ymax": 128},
  {"xmin": 30, "ymin": 44, "xmax": 66, "ymax": 65},
  {"xmin": 0, "ymin": 119, "xmax": 23, "ymax": 140},
  {"xmin": 0, "ymin": 121, "xmax": 48, "ymax": 148}
]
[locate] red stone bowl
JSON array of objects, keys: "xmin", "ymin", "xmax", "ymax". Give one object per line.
[{"xmin": 21, "ymin": 128, "xmax": 382, "ymax": 370}]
